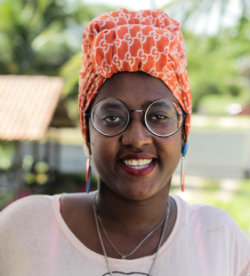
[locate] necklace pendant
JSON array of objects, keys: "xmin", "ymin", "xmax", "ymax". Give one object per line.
[{"xmin": 121, "ymin": 256, "xmax": 126, "ymax": 260}]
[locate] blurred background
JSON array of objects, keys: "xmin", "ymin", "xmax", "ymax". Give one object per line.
[{"xmin": 0, "ymin": 0, "xmax": 249, "ymax": 233}]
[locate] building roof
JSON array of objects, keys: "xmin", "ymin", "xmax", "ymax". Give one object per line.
[{"xmin": 0, "ymin": 75, "xmax": 63, "ymax": 141}]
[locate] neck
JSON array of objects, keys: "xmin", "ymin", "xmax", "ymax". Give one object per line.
[{"xmin": 96, "ymin": 183, "xmax": 170, "ymax": 232}]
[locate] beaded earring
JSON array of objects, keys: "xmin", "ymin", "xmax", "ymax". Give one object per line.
[
  {"xmin": 83, "ymin": 144, "xmax": 92, "ymax": 194},
  {"xmin": 86, "ymin": 156, "xmax": 92, "ymax": 193},
  {"xmin": 180, "ymin": 144, "xmax": 188, "ymax": 192}
]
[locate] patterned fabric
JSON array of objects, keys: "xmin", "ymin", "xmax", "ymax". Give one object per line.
[{"xmin": 79, "ymin": 8, "xmax": 192, "ymax": 146}]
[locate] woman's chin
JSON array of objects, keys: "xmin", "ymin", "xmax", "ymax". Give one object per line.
[{"xmin": 114, "ymin": 182, "xmax": 162, "ymax": 201}]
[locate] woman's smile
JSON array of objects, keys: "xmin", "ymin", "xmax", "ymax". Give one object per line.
[{"xmin": 119, "ymin": 153, "xmax": 157, "ymax": 176}]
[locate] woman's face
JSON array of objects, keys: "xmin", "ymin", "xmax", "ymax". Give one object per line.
[{"xmin": 89, "ymin": 72, "xmax": 183, "ymax": 200}]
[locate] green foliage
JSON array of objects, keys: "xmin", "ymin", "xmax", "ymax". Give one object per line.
[
  {"xmin": 0, "ymin": 141, "xmax": 14, "ymax": 170},
  {"xmin": 0, "ymin": 0, "xmax": 114, "ymax": 123},
  {"xmin": 161, "ymin": 0, "xmax": 250, "ymax": 114},
  {"xmin": 184, "ymin": 22, "xmax": 250, "ymax": 112},
  {"xmin": 205, "ymin": 180, "xmax": 250, "ymax": 234},
  {"xmin": 24, "ymin": 157, "xmax": 49, "ymax": 186},
  {"xmin": 0, "ymin": 0, "xmax": 69, "ymax": 74},
  {"xmin": 60, "ymin": 52, "xmax": 81, "ymax": 97},
  {"xmin": 0, "ymin": 0, "xmax": 112, "ymax": 76}
]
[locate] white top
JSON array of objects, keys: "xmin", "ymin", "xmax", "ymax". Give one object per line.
[{"xmin": 0, "ymin": 194, "xmax": 249, "ymax": 276}]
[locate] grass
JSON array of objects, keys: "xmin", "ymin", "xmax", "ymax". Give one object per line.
[{"xmin": 205, "ymin": 179, "xmax": 250, "ymax": 233}]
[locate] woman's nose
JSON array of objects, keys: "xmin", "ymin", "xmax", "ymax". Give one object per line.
[{"xmin": 120, "ymin": 112, "xmax": 152, "ymax": 148}]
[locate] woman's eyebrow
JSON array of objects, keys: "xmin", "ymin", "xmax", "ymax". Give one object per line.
[
  {"xmin": 141, "ymin": 100, "xmax": 172, "ymax": 109},
  {"xmin": 100, "ymin": 102, "xmax": 121, "ymax": 109},
  {"xmin": 141, "ymin": 101, "xmax": 155, "ymax": 109}
]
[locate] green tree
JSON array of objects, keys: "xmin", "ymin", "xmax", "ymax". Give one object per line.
[
  {"xmin": 185, "ymin": 20, "xmax": 250, "ymax": 112},
  {"xmin": 0, "ymin": 0, "xmax": 111, "ymax": 76},
  {"xmin": 59, "ymin": 5, "xmax": 114, "ymax": 120},
  {"xmin": 161, "ymin": 0, "xmax": 250, "ymax": 113},
  {"xmin": 0, "ymin": 0, "xmax": 113, "ymax": 121}
]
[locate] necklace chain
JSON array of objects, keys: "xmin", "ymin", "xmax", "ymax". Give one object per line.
[
  {"xmin": 97, "ymin": 208, "xmax": 166, "ymax": 259},
  {"xmin": 93, "ymin": 196, "xmax": 171, "ymax": 276}
]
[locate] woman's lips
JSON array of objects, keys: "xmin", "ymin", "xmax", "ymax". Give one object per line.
[{"xmin": 119, "ymin": 154, "xmax": 157, "ymax": 176}]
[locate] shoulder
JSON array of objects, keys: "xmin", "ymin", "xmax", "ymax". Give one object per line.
[
  {"xmin": 1, "ymin": 194, "xmax": 53, "ymax": 215},
  {"xmin": 190, "ymin": 201, "xmax": 234, "ymax": 226},
  {"xmin": 0, "ymin": 194, "xmax": 58, "ymax": 231},
  {"xmin": 172, "ymin": 194, "xmax": 250, "ymax": 261},
  {"xmin": 172, "ymin": 194, "xmax": 250, "ymax": 246},
  {"xmin": 0, "ymin": 195, "xmax": 61, "ymax": 273},
  {"xmin": 172, "ymin": 194, "xmax": 241, "ymax": 230}
]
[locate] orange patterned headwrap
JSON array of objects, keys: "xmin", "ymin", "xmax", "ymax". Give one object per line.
[{"xmin": 79, "ymin": 8, "xmax": 192, "ymax": 148}]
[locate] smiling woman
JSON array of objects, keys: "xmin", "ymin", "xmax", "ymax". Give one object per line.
[
  {"xmin": 88, "ymin": 72, "xmax": 183, "ymax": 201},
  {"xmin": 0, "ymin": 8, "xmax": 250, "ymax": 276}
]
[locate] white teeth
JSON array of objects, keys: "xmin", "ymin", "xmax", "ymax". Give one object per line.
[{"xmin": 123, "ymin": 159, "xmax": 153, "ymax": 168}]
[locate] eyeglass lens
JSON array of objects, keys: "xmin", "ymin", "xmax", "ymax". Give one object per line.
[{"xmin": 91, "ymin": 97, "xmax": 183, "ymax": 137}]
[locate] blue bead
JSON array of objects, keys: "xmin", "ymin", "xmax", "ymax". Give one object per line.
[
  {"xmin": 87, "ymin": 167, "xmax": 92, "ymax": 193},
  {"xmin": 182, "ymin": 143, "xmax": 188, "ymax": 157}
]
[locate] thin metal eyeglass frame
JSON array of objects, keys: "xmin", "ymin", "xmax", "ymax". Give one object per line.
[{"xmin": 84, "ymin": 97, "xmax": 190, "ymax": 138}]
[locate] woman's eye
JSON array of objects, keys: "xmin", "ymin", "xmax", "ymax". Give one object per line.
[
  {"xmin": 103, "ymin": 115, "xmax": 121, "ymax": 123},
  {"xmin": 151, "ymin": 114, "xmax": 168, "ymax": 120}
]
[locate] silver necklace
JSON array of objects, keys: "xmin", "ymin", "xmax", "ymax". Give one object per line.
[
  {"xmin": 97, "ymin": 208, "xmax": 166, "ymax": 259},
  {"xmin": 93, "ymin": 197, "xmax": 170, "ymax": 276}
]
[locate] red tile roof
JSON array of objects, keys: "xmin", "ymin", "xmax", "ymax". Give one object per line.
[{"xmin": 0, "ymin": 75, "xmax": 63, "ymax": 140}]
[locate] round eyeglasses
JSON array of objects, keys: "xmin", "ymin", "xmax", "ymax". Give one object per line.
[{"xmin": 84, "ymin": 97, "xmax": 189, "ymax": 137}]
